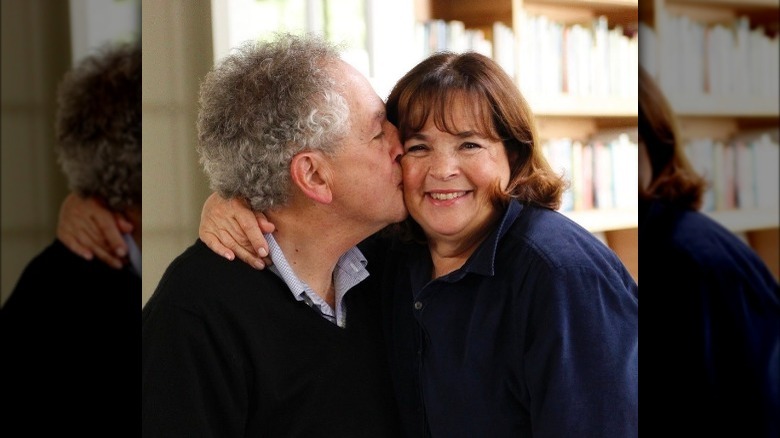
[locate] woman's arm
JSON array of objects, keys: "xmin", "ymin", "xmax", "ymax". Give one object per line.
[
  {"xmin": 199, "ymin": 192, "xmax": 274, "ymax": 269},
  {"xmin": 57, "ymin": 193, "xmax": 132, "ymax": 269}
]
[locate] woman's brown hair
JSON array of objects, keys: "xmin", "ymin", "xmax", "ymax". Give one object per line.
[
  {"xmin": 638, "ymin": 65, "xmax": 706, "ymax": 209},
  {"xmin": 384, "ymin": 51, "xmax": 566, "ymax": 242}
]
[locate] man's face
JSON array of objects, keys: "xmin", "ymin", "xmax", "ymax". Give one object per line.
[{"xmin": 325, "ymin": 61, "xmax": 408, "ymax": 234}]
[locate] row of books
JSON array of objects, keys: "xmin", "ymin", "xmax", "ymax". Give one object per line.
[
  {"xmin": 414, "ymin": 15, "xmax": 638, "ymax": 99},
  {"xmin": 542, "ymin": 128, "xmax": 779, "ymax": 215},
  {"xmin": 415, "ymin": 19, "xmax": 493, "ymax": 60},
  {"xmin": 515, "ymin": 13, "xmax": 638, "ymax": 99},
  {"xmin": 640, "ymin": 15, "xmax": 780, "ymax": 98},
  {"xmin": 686, "ymin": 129, "xmax": 779, "ymax": 212},
  {"xmin": 543, "ymin": 130, "xmax": 638, "ymax": 213}
]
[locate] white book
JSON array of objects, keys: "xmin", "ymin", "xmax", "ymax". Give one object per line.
[
  {"xmin": 686, "ymin": 138, "xmax": 716, "ymax": 211},
  {"xmin": 612, "ymin": 133, "xmax": 639, "ymax": 210},
  {"xmin": 576, "ymin": 24, "xmax": 592, "ymax": 96},
  {"xmin": 592, "ymin": 15, "xmax": 609, "ymax": 96},
  {"xmin": 493, "ymin": 21, "xmax": 515, "ymax": 79},
  {"xmin": 447, "ymin": 20, "xmax": 467, "ymax": 53},
  {"xmin": 753, "ymin": 132, "xmax": 780, "ymax": 210},
  {"xmin": 571, "ymin": 140, "xmax": 585, "ymax": 210},
  {"xmin": 638, "ymin": 22, "xmax": 658, "ymax": 77},
  {"xmin": 593, "ymin": 139, "xmax": 614, "ymax": 209},
  {"xmin": 734, "ymin": 139, "xmax": 756, "ymax": 210},
  {"xmin": 733, "ymin": 16, "xmax": 751, "ymax": 96},
  {"xmin": 545, "ymin": 138, "xmax": 574, "ymax": 211},
  {"xmin": 581, "ymin": 142, "xmax": 594, "ymax": 210}
]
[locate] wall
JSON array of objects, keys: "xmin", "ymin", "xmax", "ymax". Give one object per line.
[
  {"xmin": 0, "ymin": 0, "xmax": 72, "ymax": 305},
  {"xmin": 141, "ymin": 0, "xmax": 214, "ymax": 306}
]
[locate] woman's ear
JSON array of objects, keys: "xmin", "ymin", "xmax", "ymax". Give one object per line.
[{"xmin": 290, "ymin": 152, "xmax": 333, "ymax": 204}]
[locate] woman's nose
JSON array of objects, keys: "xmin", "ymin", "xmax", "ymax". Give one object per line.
[{"xmin": 428, "ymin": 151, "xmax": 458, "ymax": 180}]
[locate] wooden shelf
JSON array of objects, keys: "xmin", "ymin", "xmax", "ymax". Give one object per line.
[
  {"xmin": 669, "ymin": 95, "xmax": 779, "ymax": 118},
  {"xmin": 523, "ymin": 0, "xmax": 637, "ymax": 8},
  {"xmin": 427, "ymin": 0, "xmax": 638, "ymax": 28},
  {"xmin": 562, "ymin": 208, "xmax": 638, "ymax": 232},
  {"xmin": 666, "ymin": 0, "xmax": 778, "ymax": 9},
  {"xmin": 563, "ymin": 208, "xmax": 780, "ymax": 240},
  {"xmin": 527, "ymin": 94, "xmax": 638, "ymax": 117},
  {"xmin": 703, "ymin": 209, "xmax": 780, "ymax": 232}
]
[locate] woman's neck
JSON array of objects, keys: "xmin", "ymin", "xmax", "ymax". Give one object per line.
[{"xmin": 426, "ymin": 209, "xmax": 502, "ymax": 279}]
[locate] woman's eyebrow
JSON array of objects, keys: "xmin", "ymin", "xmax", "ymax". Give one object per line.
[
  {"xmin": 455, "ymin": 130, "xmax": 478, "ymax": 138},
  {"xmin": 407, "ymin": 132, "xmax": 428, "ymax": 141}
]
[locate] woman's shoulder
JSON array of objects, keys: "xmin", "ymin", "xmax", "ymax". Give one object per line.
[
  {"xmin": 510, "ymin": 204, "xmax": 605, "ymax": 250},
  {"xmin": 505, "ymin": 204, "xmax": 632, "ymax": 278}
]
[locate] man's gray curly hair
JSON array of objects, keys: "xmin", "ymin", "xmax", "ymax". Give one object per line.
[
  {"xmin": 55, "ymin": 40, "xmax": 141, "ymax": 212},
  {"xmin": 197, "ymin": 32, "xmax": 351, "ymax": 212}
]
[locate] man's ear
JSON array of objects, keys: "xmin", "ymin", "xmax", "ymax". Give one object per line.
[{"xmin": 290, "ymin": 152, "xmax": 333, "ymax": 204}]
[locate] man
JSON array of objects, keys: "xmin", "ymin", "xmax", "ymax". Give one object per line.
[
  {"xmin": 141, "ymin": 33, "xmax": 406, "ymax": 436},
  {"xmin": 0, "ymin": 40, "xmax": 141, "ymax": 434}
]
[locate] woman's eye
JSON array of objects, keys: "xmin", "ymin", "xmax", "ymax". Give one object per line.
[
  {"xmin": 405, "ymin": 144, "xmax": 426, "ymax": 153},
  {"xmin": 462, "ymin": 142, "xmax": 481, "ymax": 150}
]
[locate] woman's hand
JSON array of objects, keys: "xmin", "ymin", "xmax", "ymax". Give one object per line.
[
  {"xmin": 57, "ymin": 193, "xmax": 132, "ymax": 269},
  {"xmin": 199, "ymin": 192, "xmax": 275, "ymax": 269}
]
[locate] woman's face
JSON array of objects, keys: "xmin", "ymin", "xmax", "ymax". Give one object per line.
[{"xmin": 400, "ymin": 105, "xmax": 511, "ymax": 245}]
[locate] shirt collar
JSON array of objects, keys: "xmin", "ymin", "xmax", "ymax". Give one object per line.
[
  {"xmin": 458, "ymin": 199, "xmax": 524, "ymax": 278},
  {"xmin": 265, "ymin": 233, "xmax": 369, "ymax": 327},
  {"xmin": 123, "ymin": 233, "xmax": 141, "ymax": 277}
]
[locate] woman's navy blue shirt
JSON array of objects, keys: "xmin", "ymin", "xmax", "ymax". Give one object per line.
[
  {"xmin": 639, "ymin": 199, "xmax": 780, "ymax": 438},
  {"xmin": 377, "ymin": 200, "xmax": 638, "ymax": 437}
]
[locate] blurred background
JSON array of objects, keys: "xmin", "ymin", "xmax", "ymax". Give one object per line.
[
  {"xmin": 143, "ymin": 0, "xmax": 779, "ymax": 306},
  {"xmin": 638, "ymin": 0, "xmax": 779, "ymax": 279},
  {"xmin": 3, "ymin": 0, "xmax": 776, "ymax": 308},
  {"xmin": 142, "ymin": 0, "xmax": 644, "ymax": 306},
  {"xmin": 1, "ymin": 0, "xmax": 140, "ymax": 306}
]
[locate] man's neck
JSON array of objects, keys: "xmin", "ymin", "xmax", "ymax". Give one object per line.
[{"xmin": 266, "ymin": 208, "xmax": 366, "ymax": 307}]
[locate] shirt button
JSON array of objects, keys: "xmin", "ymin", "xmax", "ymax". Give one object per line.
[{"xmin": 414, "ymin": 301, "xmax": 423, "ymax": 310}]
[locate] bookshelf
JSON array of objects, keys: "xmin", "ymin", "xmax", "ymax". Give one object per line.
[
  {"xmin": 201, "ymin": 0, "xmax": 637, "ymax": 280},
  {"xmin": 639, "ymin": 0, "xmax": 780, "ymax": 280},
  {"xmin": 413, "ymin": 0, "xmax": 640, "ymax": 280}
]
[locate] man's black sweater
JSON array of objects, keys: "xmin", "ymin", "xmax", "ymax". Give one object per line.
[{"xmin": 142, "ymin": 239, "xmax": 400, "ymax": 437}]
